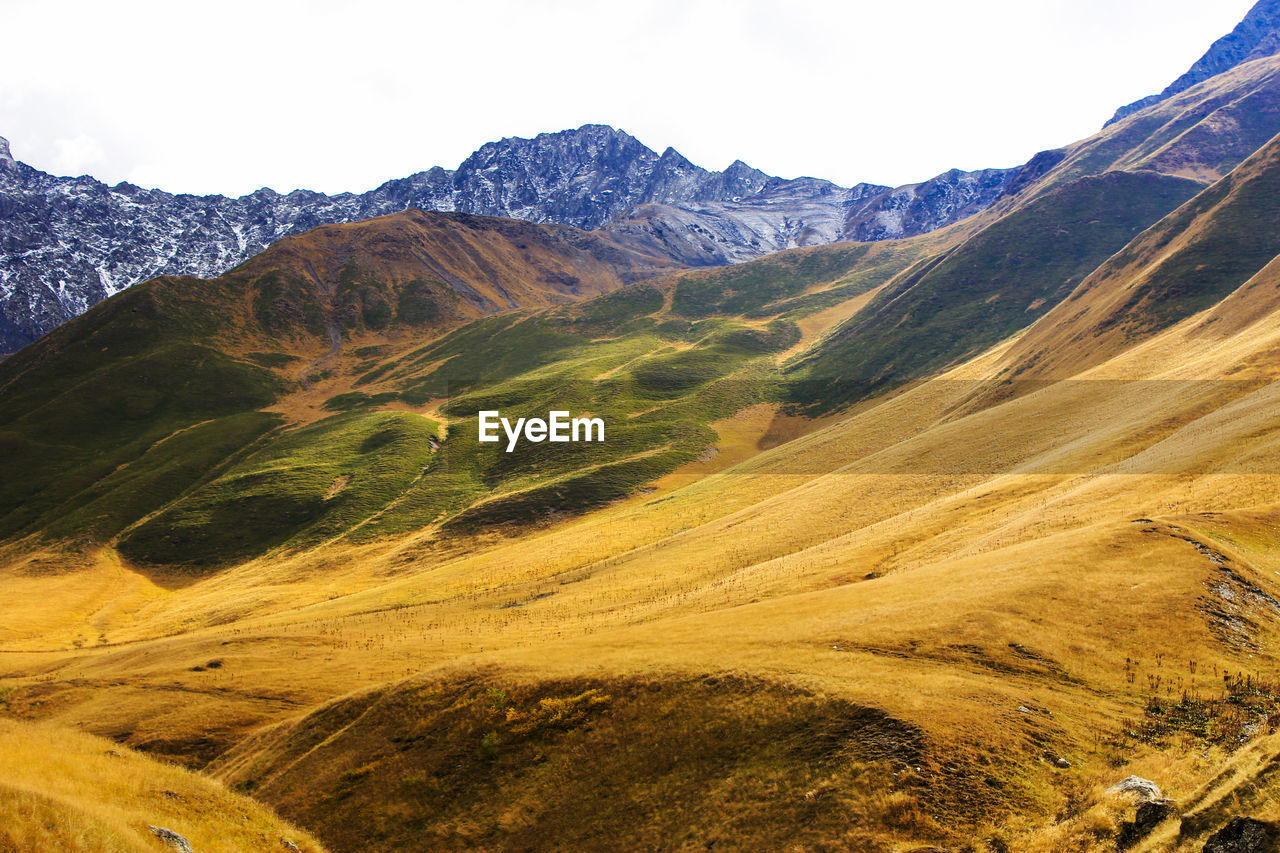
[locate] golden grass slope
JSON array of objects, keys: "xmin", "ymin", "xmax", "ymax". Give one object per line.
[{"xmin": 0, "ymin": 718, "xmax": 325, "ymax": 853}]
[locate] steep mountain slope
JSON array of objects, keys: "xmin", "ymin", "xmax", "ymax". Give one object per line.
[
  {"xmin": 992, "ymin": 128, "xmax": 1280, "ymax": 385},
  {"xmin": 0, "ymin": 126, "xmax": 1010, "ymax": 352},
  {"xmin": 782, "ymin": 53, "xmax": 1280, "ymax": 413},
  {"xmin": 1108, "ymin": 0, "xmax": 1280, "ymax": 125},
  {"xmin": 841, "ymin": 165, "xmax": 1017, "ymax": 241},
  {"xmin": 787, "ymin": 170, "xmax": 1202, "ymax": 410},
  {"xmin": 1028, "ymin": 54, "xmax": 1280, "ymax": 193}
]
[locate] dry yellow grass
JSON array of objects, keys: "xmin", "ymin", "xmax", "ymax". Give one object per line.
[{"xmin": 0, "ymin": 718, "xmax": 325, "ymax": 852}]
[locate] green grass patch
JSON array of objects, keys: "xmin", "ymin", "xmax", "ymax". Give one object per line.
[{"xmin": 117, "ymin": 411, "xmax": 439, "ymax": 569}]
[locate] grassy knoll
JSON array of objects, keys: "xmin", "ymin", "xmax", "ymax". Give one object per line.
[{"xmin": 214, "ymin": 673, "xmax": 970, "ymax": 853}]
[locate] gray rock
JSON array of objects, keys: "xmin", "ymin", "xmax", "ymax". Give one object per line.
[
  {"xmin": 1204, "ymin": 817, "xmax": 1278, "ymax": 853},
  {"xmin": 148, "ymin": 825, "xmax": 194, "ymax": 853},
  {"xmin": 1106, "ymin": 775, "xmax": 1163, "ymax": 802},
  {"xmin": 1053, "ymin": 757, "xmax": 1071, "ymax": 768}
]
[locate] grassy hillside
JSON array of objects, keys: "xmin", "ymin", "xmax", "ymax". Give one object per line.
[
  {"xmin": 117, "ymin": 411, "xmax": 441, "ymax": 569},
  {"xmin": 0, "ymin": 210, "xmax": 690, "ymax": 563},
  {"xmin": 213, "ymin": 673, "xmax": 970, "ymax": 853},
  {"xmin": 0, "ymin": 719, "xmax": 325, "ymax": 853},
  {"xmin": 994, "ymin": 130, "xmax": 1280, "ymax": 385},
  {"xmin": 0, "ymin": 277, "xmax": 288, "ymax": 541},
  {"xmin": 0, "ymin": 217, "xmax": 917, "ymax": 571},
  {"xmin": 11, "ymin": 83, "xmax": 1280, "ymax": 853},
  {"xmin": 787, "ymin": 170, "xmax": 1201, "ymax": 411}
]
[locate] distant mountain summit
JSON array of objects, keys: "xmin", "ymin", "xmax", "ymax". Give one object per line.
[
  {"xmin": 365, "ymin": 125, "xmax": 778, "ymax": 231},
  {"xmin": 442, "ymin": 125, "xmax": 776, "ymax": 229},
  {"xmin": 1107, "ymin": 0, "xmax": 1280, "ymax": 126}
]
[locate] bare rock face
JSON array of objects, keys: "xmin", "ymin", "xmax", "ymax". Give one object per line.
[
  {"xmin": 841, "ymin": 167, "xmax": 1015, "ymax": 242},
  {"xmin": 603, "ymin": 179, "xmax": 889, "ymax": 265},
  {"xmin": 1108, "ymin": 0, "xmax": 1280, "ymax": 126}
]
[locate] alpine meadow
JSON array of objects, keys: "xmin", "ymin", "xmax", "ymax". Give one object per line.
[{"xmin": 11, "ymin": 2, "xmax": 1280, "ymax": 851}]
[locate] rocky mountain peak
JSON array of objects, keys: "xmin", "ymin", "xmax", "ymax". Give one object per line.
[
  {"xmin": 658, "ymin": 146, "xmax": 692, "ymax": 164},
  {"xmin": 1107, "ymin": 0, "xmax": 1280, "ymax": 125},
  {"xmin": 0, "ymin": 136, "xmax": 15, "ymax": 170}
]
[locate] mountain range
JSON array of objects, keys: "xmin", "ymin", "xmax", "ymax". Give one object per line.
[
  {"xmin": 13, "ymin": 4, "xmax": 1280, "ymax": 356},
  {"xmin": 0, "ymin": 125, "xmax": 1023, "ymax": 352}
]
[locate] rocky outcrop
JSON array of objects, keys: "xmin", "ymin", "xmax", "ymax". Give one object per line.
[
  {"xmin": 603, "ymin": 178, "xmax": 888, "ymax": 265},
  {"xmin": 1119, "ymin": 800, "xmax": 1178, "ymax": 849},
  {"xmin": 1108, "ymin": 0, "xmax": 1280, "ymax": 126},
  {"xmin": 445, "ymin": 132, "xmax": 774, "ymax": 230}
]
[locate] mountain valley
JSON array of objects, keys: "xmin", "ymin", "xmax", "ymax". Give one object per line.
[{"xmin": 10, "ymin": 4, "xmax": 1280, "ymax": 852}]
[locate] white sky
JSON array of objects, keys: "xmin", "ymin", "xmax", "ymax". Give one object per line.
[{"xmin": 0, "ymin": 0, "xmax": 1260, "ymax": 196}]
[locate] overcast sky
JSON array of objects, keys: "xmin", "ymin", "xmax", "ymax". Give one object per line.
[{"xmin": 0, "ymin": 0, "xmax": 1260, "ymax": 196}]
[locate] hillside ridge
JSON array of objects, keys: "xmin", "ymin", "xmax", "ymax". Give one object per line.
[{"xmin": 1108, "ymin": 0, "xmax": 1280, "ymax": 126}]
